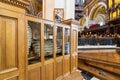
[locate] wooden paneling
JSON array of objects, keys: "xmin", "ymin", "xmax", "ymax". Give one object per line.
[
  {"xmin": 56, "ymin": 59, "xmax": 63, "ymax": 79},
  {"xmin": 0, "ymin": 17, "xmax": 17, "ymax": 71},
  {"xmin": 73, "ymin": 30, "xmax": 77, "ymax": 53},
  {"xmin": 78, "ymin": 60, "xmax": 120, "ymax": 80},
  {"xmin": 63, "ymin": 55, "xmax": 70, "ymax": 76},
  {"xmin": 86, "ymin": 61, "xmax": 120, "ymax": 75},
  {"xmin": 71, "ymin": 30, "xmax": 77, "ymax": 72},
  {"xmin": 5, "ymin": 76, "xmax": 18, "ymax": 80},
  {"xmin": 71, "ymin": 55, "xmax": 77, "ymax": 72},
  {"xmin": 0, "ymin": 70, "xmax": 18, "ymax": 80},
  {"xmin": 28, "ymin": 67, "xmax": 41, "ymax": 80},
  {"xmin": 71, "ymin": 29, "xmax": 78, "ymax": 73},
  {"xmin": 75, "ymin": 55, "xmax": 78, "ymax": 69},
  {"xmin": 78, "ymin": 49, "xmax": 120, "ymax": 79},
  {"xmin": 79, "ymin": 49, "xmax": 120, "ymax": 65},
  {"xmin": 42, "ymin": 63, "xmax": 54, "ymax": 80},
  {"xmin": 71, "ymin": 55, "xmax": 78, "ymax": 73},
  {"xmin": 45, "ymin": 63, "xmax": 54, "ymax": 80}
]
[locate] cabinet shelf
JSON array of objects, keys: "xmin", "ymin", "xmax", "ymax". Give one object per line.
[{"xmin": 28, "ymin": 56, "xmax": 36, "ymax": 60}]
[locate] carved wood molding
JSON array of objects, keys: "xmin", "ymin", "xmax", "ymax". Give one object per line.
[
  {"xmin": 78, "ymin": 56, "xmax": 120, "ymax": 67},
  {"xmin": 61, "ymin": 18, "xmax": 80, "ymax": 26},
  {"xmin": 0, "ymin": 0, "xmax": 30, "ymax": 9}
]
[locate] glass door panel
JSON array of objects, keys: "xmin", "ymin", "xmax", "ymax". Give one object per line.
[
  {"xmin": 64, "ymin": 28, "xmax": 70, "ymax": 55},
  {"xmin": 44, "ymin": 24, "xmax": 54, "ymax": 60},
  {"xmin": 28, "ymin": 21, "xmax": 41, "ymax": 65},
  {"xmin": 56, "ymin": 26, "xmax": 63, "ymax": 57}
]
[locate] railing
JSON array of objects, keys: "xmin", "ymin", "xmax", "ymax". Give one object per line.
[{"xmin": 78, "ymin": 37, "xmax": 120, "ymax": 46}]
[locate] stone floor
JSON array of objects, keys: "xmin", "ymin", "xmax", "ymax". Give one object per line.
[
  {"xmin": 63, "ymin": 71, "xmax": 84, "ymax": 80},
  {"xmin": 60, "ymin": 70, "xmax": 100, "ymax": 80}
]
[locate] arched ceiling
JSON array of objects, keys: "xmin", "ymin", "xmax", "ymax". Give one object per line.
[
  {"xmin": 89, "ymin": 2, "xmax": 107, "ymax": 20},
  {"xmin": 79, "ymin": 2, "xmax": 108, "ymax": 28}
]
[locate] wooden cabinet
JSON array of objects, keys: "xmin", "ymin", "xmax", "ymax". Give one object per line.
[
  {"xmin": 26, "ymin": 18, "xmax": 78, "ymax": 80},
  {"xmin": 0, "ymin": 1, "xmax": 79, "ymax": 80},
  {"xmin": 26, "ymin": 16, "xmax": 42, "ymax": 80},
  {"xmin": 61, "ymin": 19, "xmax": 79, "ymax": 73},
  {"xmin": 41, "ymin": 20, "xmax": 55, "ymax": 80}
]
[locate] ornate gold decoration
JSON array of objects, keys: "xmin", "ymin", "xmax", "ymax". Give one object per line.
[{"xmin": 0, "ymin": 0, "xmax": 30, "ymax": 8}]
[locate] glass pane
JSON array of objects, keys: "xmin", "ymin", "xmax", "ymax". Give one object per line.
[
  {"xmin": 0, "ymin": 17, "xmax": 17, "ymax": 72},
  {"xmin": 28, "ymin": 21, "xmax": 41, "ymax": 65},
  {"xmin": 64, "ymin": 28, "xmax": 70, "ymax": 55},
  {"xmin": 44, "ymin": 24, "xmax": 53, "ymax": 60},
  {"xmin": 56, "ymin": 27, "xmax": 63, "ymax": 57}
]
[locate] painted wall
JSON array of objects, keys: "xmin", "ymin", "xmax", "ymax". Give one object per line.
[
  {"xmin": 43, "ymin": 0, "xmax": 75, "ymax": 21},
  {"xmin": 55, "ymin": 0, "xmax": 75, "ymax": 20},
  {"xmin": 65, "ymin": 0, "xmax": 75, "ymax": 19},
  {"xmin": 43, "ymin": 0, "xmax": 55, "ymax": 21},
  {"xmin": 55, "ymin": 0, "xmax": 65, "ymax": 8}
]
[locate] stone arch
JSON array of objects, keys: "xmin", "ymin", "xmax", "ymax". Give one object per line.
[
  {"xmin": 89, "ymin": 2, "xmax": 107, "ymax": 20},
  {"xmin": 79, "ymin": 15, "xmax": 87, "ymax": 26},
  {"xmin": 94, "ymin": 14, "xmax": 106, "ymax": 23}
]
